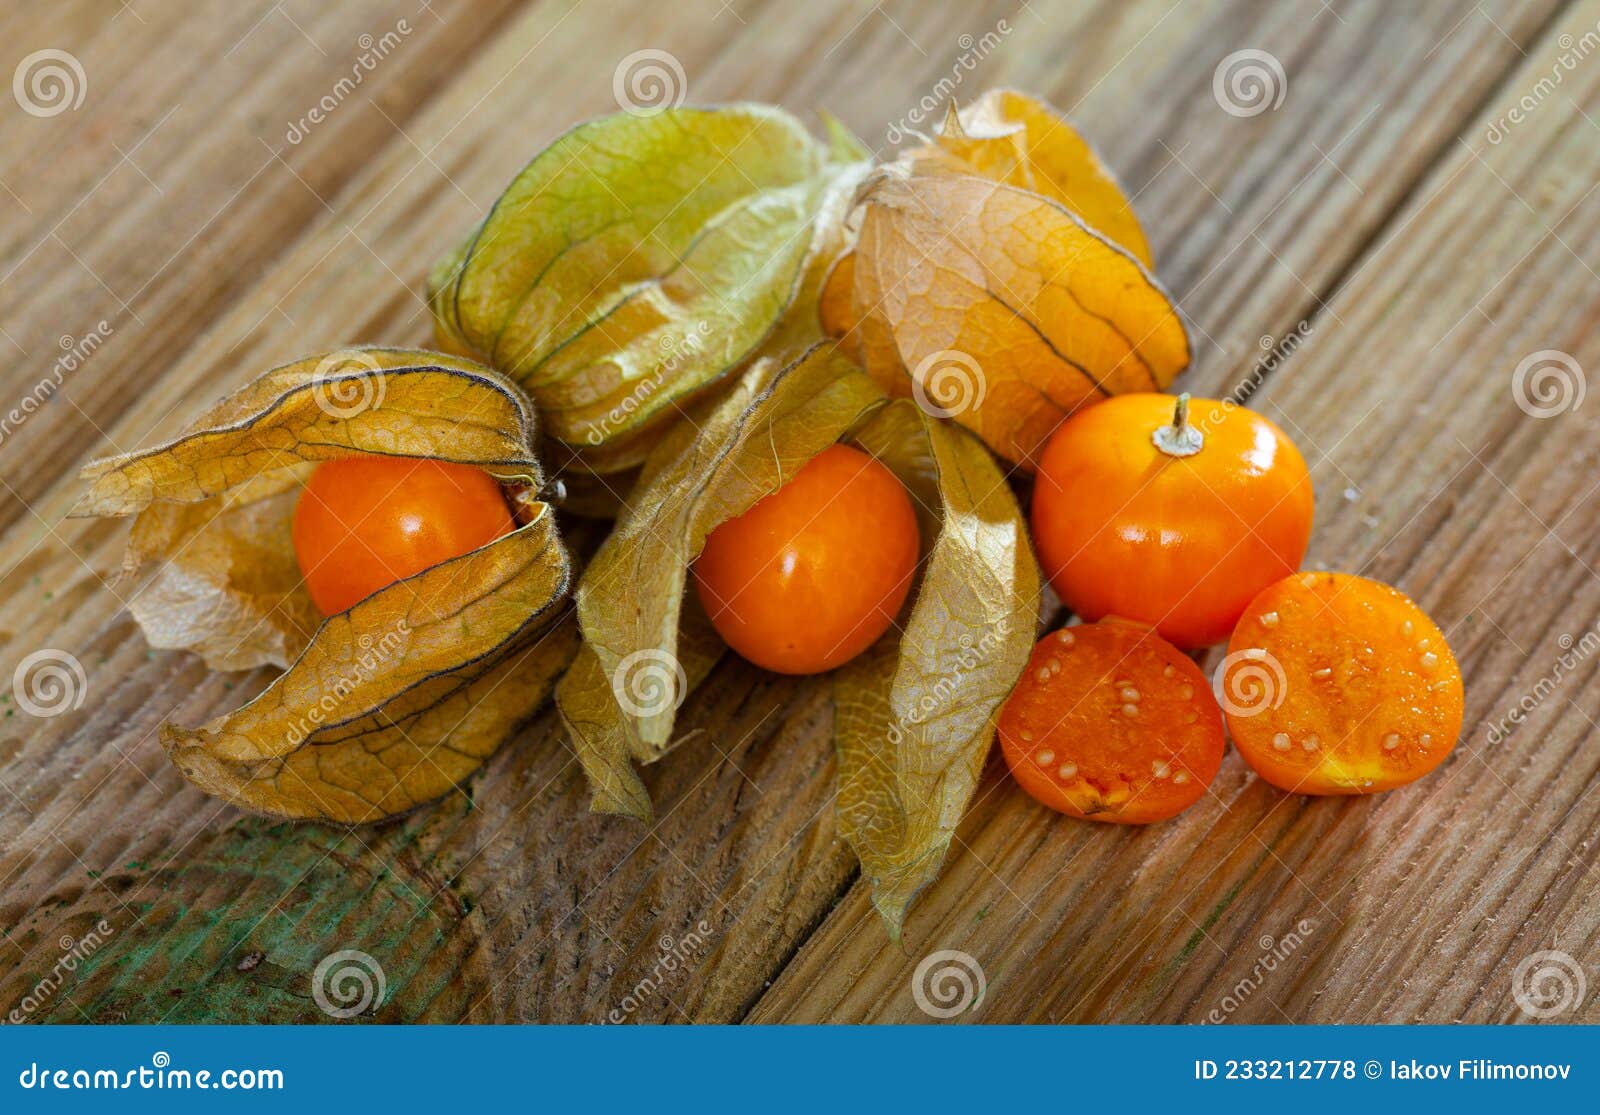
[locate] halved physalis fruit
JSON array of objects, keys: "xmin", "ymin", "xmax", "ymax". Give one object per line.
[
  {"xmin": 999, "ymin": 622, "xmax": 1226, "ymax": 823},
  {"xmin": 1222, "ymin": 572, "xmax": 1463, "ymax": 795},
  {"xmin": 74, "ymin": 348, "xmax": 572, "ymax": 823}
]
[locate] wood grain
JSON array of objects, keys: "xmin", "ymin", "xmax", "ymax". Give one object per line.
[
  {"xmin": 755, "ymin": 0, "xmax": 1600, "ymax": 1023},
  {"xmin": 0, "ymin": 0, "xmax": 1589, "ymax": 1024}
]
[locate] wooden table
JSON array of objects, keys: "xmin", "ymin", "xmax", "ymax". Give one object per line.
[{"xmin": 2, "ymin": 0, "xmax": 1597, "ymax": 1024}]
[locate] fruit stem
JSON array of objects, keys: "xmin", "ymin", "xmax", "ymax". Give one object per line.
[{"xmin": 1152, "ymin": 392, "xmax": 1204, "ymax": 458}]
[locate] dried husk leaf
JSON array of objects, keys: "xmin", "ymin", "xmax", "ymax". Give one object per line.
[
  {"xmin": 120, "ymin": 468, "xmax": 319, "ymax": 672},
  {"xmin": 165, "ymin": 505, "xmax": 571, "ymax": 822},
  {"xmin": 851, "ymin": 169, "xmax": 1190, "ymax": 469},
  {"xmin": 916, "ymin": 91, "xmax": 1152, "ymax": 265},
  {"xmin": 835, "ymin": 401, "xmax": 1039, "ymax": 938},
  {"xmin": 558, "ymin": 597, "xmax": 722, "ymax": 822},
  {"xmin": 558, "ymin": 344, "xmax": 886, "ymax": 814},
  {"xmin": 76, "ymin": 349, "xmax": 544, "ymax": 670},
  {"xmin": 78, "ymin": 348, "xmax": 540, "ymax": 516},
  {"xmin": 76, "ymin": 349, "xmax": 573, "ymax": 822},
  {"xmin": 428, "ymin": 105, "xmax": 858, "ymax": 470}
]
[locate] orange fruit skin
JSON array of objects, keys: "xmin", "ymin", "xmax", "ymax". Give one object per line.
[
  {"xmin": 998, "ymin": 622, "xmax": 1226, "ymax": 824},
  {"xmin": 693, "ymin": 444, "xmax": 919, "ymax": 676},
  {"xmin": 1224, "ymin": 572, "xmax": 1464, "ymax": 795},
  {"xmin": 1031, "ymin": 394, "xmax": 1313, "ymax": 649},
  {"xmin": 292, "ymin": 455, "xmax": 514, "ymax": 616}
]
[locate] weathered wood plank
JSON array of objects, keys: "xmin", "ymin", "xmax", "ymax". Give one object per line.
[
  {"xmin": 753, "ymin": 0, "xmax": 1600, "ymax": 1023},
  {"xmin": 0, "ymin": 0, "xmax": 531, "ymax": 534},
  {"xmin": 0, "ymin": 0, "xmax": 1573, "ymax": 1024}
]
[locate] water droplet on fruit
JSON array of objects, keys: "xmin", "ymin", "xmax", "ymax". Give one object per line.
[
  {"xmin": 1420, "ymin": 652, "xmax": 1439, "ymax": 669},
  {"xmin": 1173, "ymin": 771, "xmax": 1190, "ymax": 785},
  {"xmin": 1057, "ymin": 762, "xmax": 1078, "ymax": 780},
  {"xmin": 1272, "ymin": 733, "xmax": 1291, "ymax": 751},
  {"xmin": 1382, "ymin": 733, "xmax": 1399, "ymax": 751},
  {"xmin": 1120, "ymin": 687, "xmax": 1140, "ymax": 702},
  {"xmin": 1260, "ymin": 611, "xmax": 1279, "ymax": 628},
  {"xmin": 1036, "ymin": 748, "xmax": 1055, "ymax": 766},
  {"xmin": 1303, "ymin": 734, "xmax": 1320, "ymax": 752},
  {"xmin": 1311, "ymin": 667, "xmax": 1332, "ymax": 679},
  {"xmin": 1179, "ymin": 684, "xmax": 1194, "ymax": 700},
  {"xmin": 1151, "ymin": 759, "xmax": 1170, "ymax": 779},
  {"xmin": 1036, "ymin": 667, "xmax": 1050, "ymax": 682},
  {"xmin": 1122, "ymin": 703, "xmax": 1139, "ymax": 717},
  {"xmin": 1162, "ymin": 664, "xmax": 1175, "ymax": 678},
  {"xmin": 1056, "ymin": 629, "xmax": 1075, "ymax": 647}
]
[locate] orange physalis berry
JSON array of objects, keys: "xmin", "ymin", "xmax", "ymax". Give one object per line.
[
  {"xmin": 292, "ymin": 455, "xmax": 515, "ymax": 616},
  {"xmin": 693, "ymin": 444, "xmax": 919, "ymax": 675},
  {"xmin": 1031, "ymin": 393, "xmax": 1313, "ymax": 649}
]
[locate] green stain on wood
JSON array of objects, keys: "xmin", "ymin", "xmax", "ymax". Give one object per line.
[{"xmin": 1142, "ymin": 808, "xmax": 1304, "ymax": 1012}]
